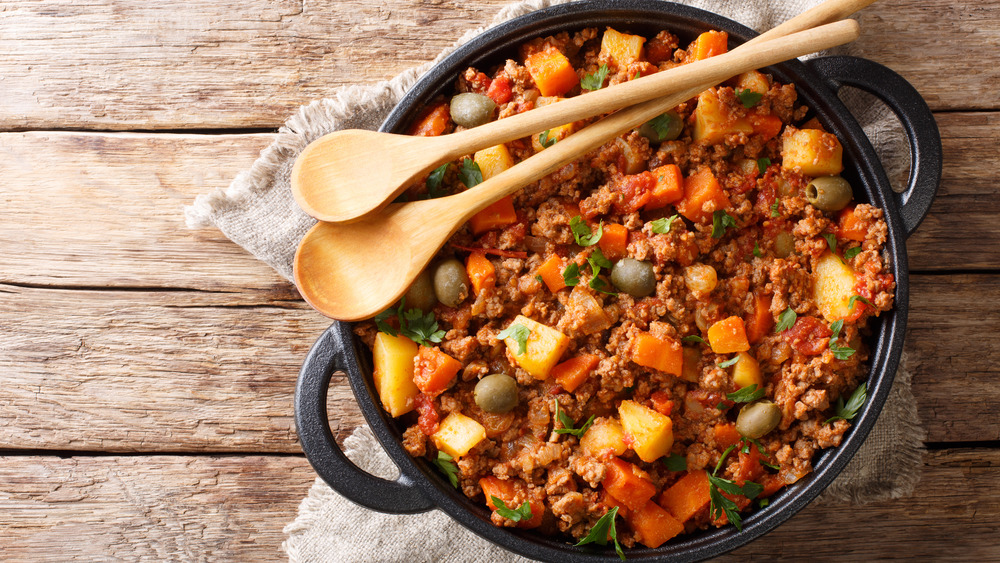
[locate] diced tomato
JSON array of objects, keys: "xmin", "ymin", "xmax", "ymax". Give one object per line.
[
  {"xmin": 413, "ymin": 346, "xmax": 463, "ymax": 396},
  {"xmin": 782, "ymin": 316, "xmax": 832, "ymax": 356},
  {"xmin": 467, "ymin": 71, "xmax": 492, "ymax": 94},
  {"xmin": 486, "ymin": 74, "xmax": 513, "ymax": 105},
  {"xmin": 611, "ymin": 172, "xmax": 655, "ymax": 214},
  {"xmin": 650, "ymin": 391, "xmax": 674, "ymax": 416},
  {"xmin": 415, "ymin": 393, "xmax": 439, "ymax": 435},
  {"xmin": 734, "ymin": 446, "xmax": 766, "ymax": 484}
]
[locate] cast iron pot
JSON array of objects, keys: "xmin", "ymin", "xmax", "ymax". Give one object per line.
[{"xmin": 295, "ymin": 1, "xmax": 941, "ymax": 560}]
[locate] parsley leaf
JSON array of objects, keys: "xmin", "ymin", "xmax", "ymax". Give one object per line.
[
  {"xmin": 775, "ymin": 308, "xmax": 797, "ymax": 332},
  {"xmin": 727, "ymin": 384, "xmax": 765, "ymax": 403},
  {"xmin": 425, "ymin": 163, "xmax": 449, "ymax": 198},
  {"xmin": 581, "ymin": 64, "xmax": 610, "ymax": 91},
  {"xmin": 711, "ymin": 210, "xmax": 737, "ymax": 239},
  {"xmin": 586, "ymin": 248, "xmax": 617, "ymax": 296},
  {"xmin": 682, "ymin": 335, "xmax": 706, "ymax": 344},
  {"xmin": 761, "ymin": 461, "xmax": 780, "ymax": 471},
  {"xmin": 562, "ymin": 262, "xmax": 580, "ymax": 287},
  {"xmin": 826, "ymin": 382, "xmax": 867, "ymax": 424},
  {"xmin": 497, "ymin": 323, "xmax": 530, "ymax": 355},
  {"xmin": 539, "ymin": 129, "xmax": 557, "ymax": 148},
  {"xmin": 828, "ymin": 319, "xmax": 856, "ymax": 360},
  {"xmin": 570, "ymin": 215, "xmax": 603, "ymax": 246},
  {"xmin": 735, "ymin": 88, "xmax": 763, "ymax": 108},
  {"xmin": 400, "ymin": 307, "xmax": 446, "ymax": 347},
  {"xmin": 756, "ymin": 157, "xmax": 771, "ymax": 174},
  {"xmin": 575, "ymin": 506, "xmax": 624, "ymax": 561},
  {"xmin": 491, "ymin": 496, "xmax": 533, "ymax": 522},
  {"xmin": 821, "ymin": 233, "xmax": 837, "ymax": 253},
  {"xmin": 848, "ymin": 294, "xmax": 873, "ymax": 309},
  {"xmin": 770, "ymin": 201, "xmax": 780, "ymax": 218},
  {"xmin": 741, "ymin": 436, "xmax": 767, "ymax": 455},
  {"xmin": 753, "ymin": 242, "xmax": 763, "ymax": 258},
  {"xmin": 534, "ymin": 274, "xmax": 544, "ymax": 283},
  {"xmin": 650, "ymin": 214, "xmax": 679, "ymax": 234},
  {"xmin": 707, "ymin": 444, "xmax": 761, "ymax": 531},
  {"xmin": 554, "ymin": 399, "xmax": 596, "ymax": 437},
  {"xmin": 458, "ymin": 158, "xmax": 483, "ymax": 188},
  {"xmin": 717, "ymin": 356, "xmax": 740, "ymax": 369},
  {"xmin": 373, "ymin": 308, "xmax": 398, "ymax": 337},
  {"xmin": 664, "ymin": 453, "xmax": 687, "ymax": 472},
  {"xmin": 758, "ymin": 498, "xmax": 771, "ymax": 508},
  {"xmin": 433, "ymin": 451, "xmax": 459, "ymax": 488},
  {"xmin": 645, "ymin": 112, "xmax": 680, "ymax": 142},
  {"xmin": 844, "ymin": 246, "xmax": 862, "ymax": 260}
]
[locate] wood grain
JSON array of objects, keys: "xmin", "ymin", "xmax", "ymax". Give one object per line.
[
  {"xmin": 0, "ymin": 0, "xmax": 995, "ymax": 130},
  {"xmin": 0, "ymin": 449, "xmax": 996, "ymax": 560}
]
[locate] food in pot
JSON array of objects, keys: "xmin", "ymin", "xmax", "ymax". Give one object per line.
[{"xmin": 357, "ymin": 25, "xmax": 893, "ymax": 551}]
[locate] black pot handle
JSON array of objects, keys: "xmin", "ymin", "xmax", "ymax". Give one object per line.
[
  {"xmin": 294, "ymin": 323, "xmax": 433, "ymax": 514},
  {"xmin": 807, "ymin": 55, "xmax": 942, "ymax": 238}
]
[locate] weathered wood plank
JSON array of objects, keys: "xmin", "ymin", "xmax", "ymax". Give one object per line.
[
  {"xmin": 0, "ymin": 0, "xmax": 995, "ymax": 130},
  {"xmin": 0, "ymin": 449, "xmax": 996, "ymax": 560},
  {"xmin": 0, "ymin": 273, "xmax": 995, "ymax": 452}
]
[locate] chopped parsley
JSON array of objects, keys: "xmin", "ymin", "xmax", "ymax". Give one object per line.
[
  {"xmin": 534, "ymin": 274, "xmax": 544, "ymax": 283},
  {"xmin": 740, "ymin": 436, "xmax": 767, "ymax": 455},
  {"xmin": 570, "ymin": 215, "xmax": 603, "ymax": 246},
  {"xmin": 775, "ymin": 307, "xmax": 797, "ymax": 333},
  {"xmin": 708, "ymin": 444, "xmax": 762, "ymax": 531},
  {"xmin": 581, "ymin": 64, "xmax": 610, "ymax": 91},
  {"xmin": 539, "ymin": 129, "xmax": 557, "ymax": 148},
  {"xmin": 682, "ymin": 335, "xmax": 707, "ymax": 345},
  {"xmin": 735, "ymin": 88, "xmax": 763, "ymax": 108},
  {"xmin": 727, "ymin": 384, "xmax": 765, "ymax": 403},
  {"xmin": 756, "ymin": 157, "xmax": 771, "ymax": 174},
  {"xmin": 645, "ymin": 112, "xmax": 680, "ymax": 142},
  {"xmin": 826, "ymin": 382, "xmax": 867, "ymax": 424},
  {"xmin": 491, "ymin": 496, "xmax": 533, "ymax": 522},
  {"xmin": 374, "ymin": 299, "xmax": 446, "ymax": 347},
  {"xmin": 425, "ymin": 163, "xmax": 449, "ymax": 198},
  {"xmin": 844, "ymin": 246, "xmax": 863, "ymax": 260},
  {"xmin": 497, "ymin": 323, "xmax": 530, "ymax": 355},
  {"xmin": 828, "ymin": 319, "xmax": 856, "ymax": 360},
  {"xmin": 575, "ymin": 506, "xmax": 624, "ymax": 560},
  {"xmin": 821, "ymin": 233, "xmax": 837, "ymax": 253},
  {"xmin": 554, "ymin": 399, "xmax": 596, "ymax": 437},
  {"xmin": 664, "ymin": 453, "xmax": 688, "ymax": 472},
  {"xmin": 758, "ymin": 498, "xmax": 771, "ymax": 508},
  {"xmin": 562, "ymin": 262, "xmax": 580, "ymax": 287},
  {"xmin": 770, "ymin": 201, "xmax": 780, "ymax": 218},
  {"xmin": 586, "ymin": 248, "xmax": 617, "ymax": 295},
  {"xmin": 711, "ymin": 210, "xmax": 737, "ymax": 239},
  {"xmin": 752, "ymin": 242, "xmax": 763, "ymax": 258},
  {"xmin": 458, "ymin": 158, "xmax": 483, "ymax": 188},
  {"xmin": 848, "ymin": 294, "xmax": 874, "ymax": 309},
  {"xmin": 717, "ymin": 356, "xmax": 740, "ymax": 369},
  {"xmin": 650, "ymin": 214, "xmax": 679, "ymax": 234},
  {"xmin": 432, "ymin": 451, "xmax": 459, "ymax": 488}
]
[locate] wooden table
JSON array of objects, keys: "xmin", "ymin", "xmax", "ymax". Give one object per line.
[{"xmin": 2, "ymin": 0, "xmax": 998, "ymax": 559}]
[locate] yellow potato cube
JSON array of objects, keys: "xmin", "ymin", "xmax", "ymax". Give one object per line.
[
  {"xmin": 814, "ymin": 250, "xmax": 858, "ymax": 321},
  {"xmin": 731, "ymin": 351, "xmax": 763, "ymax": 390},
  {"xmin": 781, "ymin": 128, "xmax": 844, "ymax": 176},
  {"xmin": 693, "ymin": 89, "xmax": 753, "ymax": 144},
  {"xmin": 503, "ymin": 315, "xmax": 570, "ymax": 380},
  {"xmin": 580, "ymin": 417, "xmax": 627, "ymax": 458},
  {"xmin": 681, "ymin": 347, "xmax": 702, "ymax": 383},
  {"xmin": 432, "ymin": 412, "xmax": 487, "ymax": 458},
  {"xmin": 618, "ymin": 400, "xmax": 674, "ymax": 463},
  {"xmin": 736, "ymin": 70, "xmax": 769, "ymax": 95},
  {"xmin": 473, "ymin": 144, "xmax": 514, "ymax": 180},
  {"xmin": 372, "ymin": 332, "xmax": 419, "ymax": 418},
  {"xmin": 532, "ymin": 123, "xmax": 576, "ymax": 152},
  {"xmin": 600, "ymin": 27, "xmax": 646, "ymax": 68}
]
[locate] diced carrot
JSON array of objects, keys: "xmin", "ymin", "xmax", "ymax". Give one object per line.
[
  {"xmin": 631, "ymin": 332, "xmax": 684, "ymax": 377},
  {"xmin": 760, "ymin": 473, "xmax": 786, "ymax": 497},
  {"xmin": 714, "ymin": 422, "xmax": 742, "ymax": 448},
  {"xmin": 659, "ymin": 469, "xmax": 711, "ymax": 522},
  {"xmin": 537, "ymin": 254, "xmax": 567, "ymax": 293},
  {"xmin": 600, "ymin": 28, "xmax": 647, "ymax": 68},
  {"xmin": 676, "ymin": 167, "xmax": 731, "ymax": 223},
  {"xmin": 750, "ymin": 114, "xmax": 784, "ymax": 140},
  {"xmin": 469, "ymin": 196, "xmax": 517, "ymax": 235},
  {"xmin": 734, "ymin": 447, "xmax": 766, "ymax": 484},
  {"xmin": 480, "ymin": 476, "xmax": 543, "ymax": 529},
  {"xmin": 412, "ymin": 346, "xmax": 462, "ymax": 397},
  {"xmin": 646, "ymin": 164, "xmax": 684, "ymax": 209},
  {"xmin": 603, "ymin": 457, "xmax": 657, "ymax": 511},
  {"xmin": 407, "ymin": 103, "xmax": 451, "ymax": 137},
  {"xmin": 744, "ymin": 292, "xmax": 774, "ymax": 345},
  {"xmin": 466, "ymin": 251, "xmax": 495, "ymax": 297},
  {"xmin": 551, "ymin": 353, "xmax": 599, "ymax": 392},
  {"xmin": 690, "ymin": 30, "xmax": 728, "ymax": 61},
  {"xmin": 707, "ymin": 316, "xmax": 750, "ymax": 354},
  {"xmin": 598, "ymin": 223, "xmax": 629, "ymax": 261},
  {"xmin": 525, "ymin": 49, "xmax": 579, "ymax": 97},
  {"xmin": 601, "ymin": 489, "xmax": 632, "ymax": 519},
  {"xmin": 626, "ymin": 500, "xmax": 685, "ymax": 549},
  {"xmin": 837, "ymin": 206, "xmax": 868, "ymax": 242}
]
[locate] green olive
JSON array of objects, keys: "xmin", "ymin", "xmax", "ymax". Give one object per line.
[
  {"xmin": 474, "ymin": 373, "xmax": 518, "ymax": 413},
  {"xmin": 450, "ymin": 93, "xmax": 496, "ymax": 128},
  {"xmin": 610, "ymin": 258, "xmax": 657, "ymax": 298},
  {"xmin": 433, "ymin": 258, "xmax": 470, "ymax": 308},
  {"xmin": 403, "ymin": 269, "xmax": 437, "ymax": 312},
  {"xmin": 805, "ymin": 176, "xmax": 853, "ymax": 211},
  {"xmin": 639, "ymin": 111, "xmax": 683, "ymax": 143},
  {"xmin": 736, "ymin": 400, "xmax": 782, "ymax": 439}
]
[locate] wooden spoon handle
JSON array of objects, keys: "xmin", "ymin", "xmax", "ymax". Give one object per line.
[
  {"xmin": 747, "ymin": 0, "xmax": 875, "ymax": 46},
  {"xmin": 444, "ymin": 19, "xmax": 860, "ymax": 221}
]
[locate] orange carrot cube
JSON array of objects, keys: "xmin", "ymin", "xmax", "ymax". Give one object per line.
[
  {"xmin": 690, "ymin": 30, "xmax": 728, "ymax": 61},
  {"xmin": 603, "ymin": 457, "xmax": 656, "ymax": 511},
  {"xmin": 469, "ymin": 196, "xmax": 517, "ymax": 235},
  {"xmin": 597, "ymin": 223, "xmax": 629, "ymax": 261},
  {"xmin": 646, "ymin": 164, "xmax": 684, "ymax": 209},
  {"xmin": 627, "ymin": 500, "xmax": 685, "ymax": 549},
  {"xmin": 525, "ymin": 49, "xmax": 579, "ymax": 97},
  {"xmin": 551, "ymin": 354, "xmax": 600, "ymax": 392},
  {"xmin": 707, "ymin": 316, "xmax": 750, "ymax": 354},
  {"xmin": 407, "ymin": 103, "xmax": 451, "ymax": 136},
  {"xmin": 466, "ymin": 251, "xmax": 495, "ymax": 297},
  {"xmin": 676, "ymin": 167, "xmax": 731, "ymax": 224},
  {"xmin": 631, "ymin": 332, "xmax": 684, "ymax": 377},
  {"xmin": 537, "ymin": 254, "xmax": 567, "ymax": 293},
  {"xmin": 659, "ymin": 470, "xmax": 711, "ymax": 522},
  {"xmin": 412, "ymin": 346, "xmax": 462, "ymax": 397},
  {"xmin": 744, "ymin": 292, "xmax": 774, "ymax": 345}
]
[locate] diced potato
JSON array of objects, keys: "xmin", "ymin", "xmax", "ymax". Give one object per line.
[
  {"xmin": 532, "ymin": 123, "xmax": 576, "ymax": 152},
  {"xmin": 600, "ymin": 28, "xmax": 646, "ymax": 67},
  {"xmin": 473, "ymin": 144, "xmax": 514, "ymax": 180},
  {"xmin": 503, "ymin": 315, "xmax": 570, "ymax": 379},
  {"xmin": 681, "ymin": 347, "xmax": 702, "ymax": 383},
  {"xmin": 693, "ymin": 89, "xmax": 752, "ymax": 144},
  {"xmin": 618, "ymin": 400, "xmax": 674, "ymax": 462},
  {"xmin": 564, "ymin": 284, "xmax": 613, "ymax": 336},
  {"xmin": 731, "ymin": 351, "xmax": 763, "ymax": 389},
  {"xmin": 814, "ymin": 250, "xmax": 857, "ymax": 321},
  {"xmin": 781, "ymin": 128, "xmax": 844, "ymax": 176},
  {"xmin": 737, "ymin": 70, "xmax": 769, "ymax": 94},
  {"xmin": 372, "ymin": 332, "xmax": 419, "ymax": 417},
  {"xmin": 432, "ymin": 412, "xmax": 487, "ymax": 458},
  {"xmin": 580, "ymin": 417, "xmax": 628, "ymax": 458}
]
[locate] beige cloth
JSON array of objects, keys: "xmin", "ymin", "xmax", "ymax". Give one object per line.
[{"xmin": 183, "ymin": 0, "xmax": 926, "ymax": 561}]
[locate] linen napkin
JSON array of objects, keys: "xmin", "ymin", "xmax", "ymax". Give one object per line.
[{"xmin": 183, "ymin": 0, "xmax": 926, "ymax": 560}]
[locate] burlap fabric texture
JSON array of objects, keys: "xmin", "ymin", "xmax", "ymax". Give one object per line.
[{"xmin": 183, "ymin": 1, "xmax": 927, "ymax": 561}]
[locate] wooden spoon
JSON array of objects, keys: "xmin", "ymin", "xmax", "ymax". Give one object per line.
[
  {"xmin": 291, "ymin": 0, "xmax": 874, "ymax": 225},
  {"xmin": 294, "ymin": 19, "xmax": 861, "ymax": 321}
]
